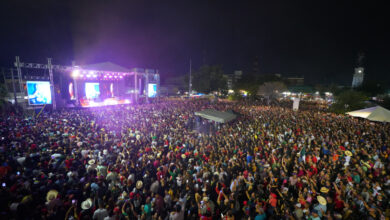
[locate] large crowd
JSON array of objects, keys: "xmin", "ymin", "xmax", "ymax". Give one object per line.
[{"xmin": 0, "ymin": 99, "xmax": 389, "ymax": 220}]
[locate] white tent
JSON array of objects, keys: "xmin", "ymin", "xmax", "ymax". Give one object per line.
[
  {"xmin": 195, "ymin": 109, "xmax": 237, "ymax": 123},
  {"xmin": 346, "ymin": 106, "xmax": 390, "ymax": 122}
]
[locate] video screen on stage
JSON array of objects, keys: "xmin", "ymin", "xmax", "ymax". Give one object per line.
[
  {"xmin": 148, "ymin": 83, "xmax": 157, "ymax": 98},
  {"xmin": 85, "ymin": 83, "xmax": 100, "ymax": 99},
  {"xmin": 26, "ymin": 81, "xmax": 52, "ymax": 105}
]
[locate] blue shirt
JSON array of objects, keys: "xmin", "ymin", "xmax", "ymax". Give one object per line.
[{"xmin": 255, "ymin": 213, "xmax": 266, "ymax": 220}]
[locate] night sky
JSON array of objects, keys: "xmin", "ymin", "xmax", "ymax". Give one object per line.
[{"xmin": 0, "ymin": 0, "xmax": 389, "ymax": 85}]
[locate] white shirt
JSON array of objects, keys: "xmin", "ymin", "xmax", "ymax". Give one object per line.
[{"xmin": 93, "ymin": 208, "xmax": 108, "ymax": 220}]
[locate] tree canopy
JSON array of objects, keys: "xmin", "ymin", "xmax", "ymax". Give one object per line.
[
  {"xmin": 330, "ymin": 90, "xmax": 368, "ymax": 114},
  {"xmin": 191, "ymin": 65, "xmax": 227, "ymax": 94},
  {"xmin": 257, "ymin": 81, "xmax": 287, "ymax": 100},
  {"xmin": 234, "ymin": 73, "xmax": 281, "ymax": 97},
  {"xmin": 356, "ymin": 80, "xmax": 386, "ymax": 97}
]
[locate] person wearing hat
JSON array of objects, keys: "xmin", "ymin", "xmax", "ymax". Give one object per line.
[
  {"xmin": 267, "ymin": 193, "xmax": 278, "ymax": 216},
  {"xmin": 80, "ymin": 198, "xmax": 93, "ymax": 219},
  {"xmin": 344, "ymin": 150, "xmax": 352, "ymax": 166},
  {"xmin": 136, "ymin": 180, "xmax": 143, "ymax": 190},
  {"xmin": 320, "ymin": 187, "xmax": 329, "ymax": 194},
  {"xmin": 293, "ymin": 203, "xmax": 304, "ymax": 220},
  {"xmin": 313, "ymin": 196, "xmax": 327, "ymax": 218},
  {"xmin": 46, "ymin": 190, "xmax": 59, "ymax": 204}
]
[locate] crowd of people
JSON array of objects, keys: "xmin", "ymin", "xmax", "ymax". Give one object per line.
[{"xmin": 0, "ymin": 99, "xmax": 389, "ymax": 220}]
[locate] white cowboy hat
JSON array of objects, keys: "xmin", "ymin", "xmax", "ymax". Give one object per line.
[
  {"xmin": 136, "ymin": 180, "xmax": 143, "ymax": 189},
  {"xmin": 81, "ymin": 198, "xmax": 93, "ymax": 210},
  {"xmin": 46, "ymin": 189, "xmax": 58, "ymax": 202},
  {"xmin": 317, "ymin": 196, "xmax": 327, "ymax": 205}
]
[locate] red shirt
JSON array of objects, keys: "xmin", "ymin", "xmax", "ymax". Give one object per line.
[{"xmin": 65, "ymin": 158, "xmax": 73, "ymax": 169}]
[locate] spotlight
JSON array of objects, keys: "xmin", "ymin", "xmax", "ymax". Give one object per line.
[{"xmin": 72, "ymin": 70, "xmax": 80, "ymax": 78}]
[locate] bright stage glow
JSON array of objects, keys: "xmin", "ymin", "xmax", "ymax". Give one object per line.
[
  {"xmin": 72, "ymin": 70, "xmax": 80, "ymax": 78},
  {"xmin": 104, "ymin": 98, "xmax": 118, "ymax": 105},
  {"xmin": 80, "ymin": 98, "xmax": 131, "ymax": 107},
  {"xmin": 148, "ymin": 83, "xmax": 157, "ymax": 97},
  {"xmin": 85, "ymin": 82, "xmax": 100, "ymax": 99},
  {"xmin": 69, "ymin": 82, "xmax": 75, "ymax": 100},
  {"xmin": 26, "ymin": 81, "xmax": 52, "ymax": 105}
]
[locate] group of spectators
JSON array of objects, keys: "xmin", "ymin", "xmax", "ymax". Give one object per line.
[{"xmin": 0, "ymin": 99, "xmax": 389, "ymax": 220}]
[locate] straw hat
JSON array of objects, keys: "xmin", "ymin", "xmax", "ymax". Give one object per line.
[
  {"xmin": 320, "ymin": 187, "xmax": 329, "ymax": 193},
  {"xmin": 317, "ymin": 196, "xmax": 327, "ymax": 205},
  {"xmin": 345, "ymin": 151, "xmax": 352, "ymax": 157},
  {"xmin": 46, "ymin": 189, "xmax": 58, "ymax": 202},
  {"xmin": 81, "ymin": 198, "xmax": 93, "ymax": 210},
  {"xmin": 88, "ymin": 159, "xmax": 95, "ymax": 165},
  {"xmin": 181, "ymin": 154, "xmax": 186, "ymax": 159},
  {"xmin": 136, "ymin": 180, "xmax": 143, "ymax": 189}
]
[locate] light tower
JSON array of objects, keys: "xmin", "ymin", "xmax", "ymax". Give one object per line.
[{"xmin": 352, "ymin": 52, "xmax": 365, "ymax": 88}]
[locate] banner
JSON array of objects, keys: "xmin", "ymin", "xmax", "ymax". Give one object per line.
[{"xmin": 293, "ymin": 98, "xmax": 300, "ymax": 111}]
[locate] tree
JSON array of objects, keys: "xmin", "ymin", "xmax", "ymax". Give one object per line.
[
  {"xmin": 356, "ymin": 80, "xmax": 385, "ymax": 97},
  {"xmin": 381, "ymin": 96, "xmax": 390, "ymax": 109},
  {"xmin": 235, "ymin": 73, "xmax": 281, "ymax": 98},
  {"xmin": 257, "ymin": 81, "xmax": 287, "ymax": 104},
  {"xmin": 192, "ymin": 65, "xmax": 227, "ymax": 94},
  {"xmin": 0, "ymin": 83, "xmax": 7, "ymax": 99},
  {"xmin": 330, "ymin": 90, "xmax": 368, "ymax": 114}
]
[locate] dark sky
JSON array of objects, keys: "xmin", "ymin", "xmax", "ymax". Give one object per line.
[{"xmin": 0, "ymin": 0, "xmax": 389, "ymax": 85}]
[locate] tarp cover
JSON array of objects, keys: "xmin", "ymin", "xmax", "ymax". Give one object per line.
[
  {"xmin": 346, "ymin": 106, "xmax": 390, "ymax": 123},
  {"xmin": 195, "ymin": 109, "xmax": 237, "ymax": 123}
]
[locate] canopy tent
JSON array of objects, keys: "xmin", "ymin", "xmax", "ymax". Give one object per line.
[
  {"xmin": 346, "ymin": 106, "xmax": 390, "ymax": 123},
  {"xmin": 195, "ymin": 109, "xmax": 237, "ymax": 123}
]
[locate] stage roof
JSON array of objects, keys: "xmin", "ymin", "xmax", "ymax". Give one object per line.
[{"xmin": 81, "ymin": 62, "xmax": 130, "ymax": 73}]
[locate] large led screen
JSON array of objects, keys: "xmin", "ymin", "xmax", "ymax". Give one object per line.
[
  {"xmin": 85, "ymin": 83, "xmax": 100, "ymax": 99},
  {"xmin": 148, "ymin": 83, "xmax": 157, "ymax": 98},
  {"xmin": 26, "ymin": 81, "xmax": 52, "ymax": 105}
]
